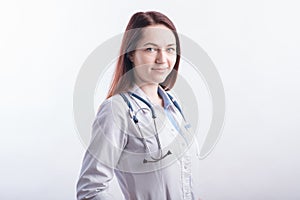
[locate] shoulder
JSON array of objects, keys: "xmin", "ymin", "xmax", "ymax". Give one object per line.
[
  {"xmin": 92, "ymin": 94, "xmax": 130, "ymax": 131},
  {"xmin": 95, "ymin": 94, "xmax": 128, "ymax": 121},
  {"xmin": 97, "ymin": 94, "xmax": 125, "ymax": 110}
]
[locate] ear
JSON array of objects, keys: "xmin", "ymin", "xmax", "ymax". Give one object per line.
[{"xmin": 127, "ymin": 52, "xmax": 134, "ymax": 63}]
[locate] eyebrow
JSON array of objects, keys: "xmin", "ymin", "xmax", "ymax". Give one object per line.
[{"xmin": 143, "ymin": 42, "xmax": 176, "ymax": 47}]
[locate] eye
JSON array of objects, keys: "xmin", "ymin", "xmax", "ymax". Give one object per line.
[
  {"xmin": 145, "ymin": 47, "xmax": 157, "ymax": 52},
  {"xmin": 167, "ymin": 48, "xmax": 176, "ymax": 54}
]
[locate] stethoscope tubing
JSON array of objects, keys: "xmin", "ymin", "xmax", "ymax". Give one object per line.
[{"xmin": 119, "ymin": 91, "xmax": 201, "ymax": 162}]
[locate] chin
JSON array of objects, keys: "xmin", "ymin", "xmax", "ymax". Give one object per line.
[{"xmin": 152, "ymin": 77, "xmax": 168, "ymax": 84}]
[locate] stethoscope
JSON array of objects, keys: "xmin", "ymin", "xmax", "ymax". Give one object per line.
[{"xmin": 120, "ymin": 91, "xmax": 189, "ymax": 164}]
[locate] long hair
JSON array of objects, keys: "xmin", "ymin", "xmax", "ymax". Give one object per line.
[{"xmin": 106, "ymin": 11, "xmax": 181, "ymax": 98}]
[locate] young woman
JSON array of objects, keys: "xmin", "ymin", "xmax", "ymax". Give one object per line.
[{"xmin": 77, "ymin": 11, "xmax": 201, "ymax": 200}]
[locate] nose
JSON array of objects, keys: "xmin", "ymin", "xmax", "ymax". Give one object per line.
[{"xmin": 155, "ymin": 49, "xmax": 167, "ymax": 64}]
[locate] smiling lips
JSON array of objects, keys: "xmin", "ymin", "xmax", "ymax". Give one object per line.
[{"xmin": 152, "ymin": 67, "xmax": 168, "ymax": 72}]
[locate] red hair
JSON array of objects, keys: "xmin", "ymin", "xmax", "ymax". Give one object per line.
[{"xmin": 106, "ymin": 11, "xmax": 181, "ymax": 98}]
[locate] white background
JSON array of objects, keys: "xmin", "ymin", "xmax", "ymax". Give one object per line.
[{"xmin": 1, "ymin": 0, "xmax": 300, "ymax": 199}]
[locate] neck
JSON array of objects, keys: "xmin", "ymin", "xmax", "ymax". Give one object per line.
[
  {"xmin": 137, "ymin": 83, "xmax": 163, "ymax": 105},
  {"xmin": 139, "ymin": 83, "xmax": 159, "ymax": 98}
]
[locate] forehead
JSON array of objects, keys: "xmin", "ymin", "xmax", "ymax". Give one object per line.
[{"xmin": 137, "ymin": 25, "xmax": 176, "ymax": 46}]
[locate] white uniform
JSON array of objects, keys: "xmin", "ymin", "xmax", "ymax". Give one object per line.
[{"xmin": 76, "ymin": 85, "xmax": 201, "ymax": 200}]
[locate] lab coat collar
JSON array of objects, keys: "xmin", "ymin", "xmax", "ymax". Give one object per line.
[
  {"xmin": 157, "ymin": 85, "xmax": 173, "ymax": 109},
  {"xmin": 128, "ymin": 84, "xmax": 174, "ymax": 110},
  {"xmin": 128, "ymin": 84, "xmax": 150, "ymax": 104}
]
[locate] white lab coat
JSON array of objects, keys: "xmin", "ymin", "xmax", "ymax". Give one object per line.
[{"xmin": 76, "ymin": 85, "xmax": 202, "ymax": 200}]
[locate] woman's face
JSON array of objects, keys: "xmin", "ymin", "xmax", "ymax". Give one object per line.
[{"xmin": 130, "ymin": 24, "xmax": 177, "ymax": 85}]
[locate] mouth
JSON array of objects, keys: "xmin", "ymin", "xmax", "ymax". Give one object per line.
[{"xmin": 151, "ymin": 67, "xmax": 168, "ymax": 72}]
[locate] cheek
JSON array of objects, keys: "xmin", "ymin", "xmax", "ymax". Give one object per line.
[
  {"xmin": 133, "ymin": 53, "xmax": 153, "ymax": 66},
  {"xmin": 169, "ymin": 57, "xmax": 177, "ymax": 67},
  {"xmin": 134, "ymin": 65, "xmax": 149, "ymax": 78},
  {"xmin": 140, "ymin": 56, "xmax": 155, "ymax": 66}
]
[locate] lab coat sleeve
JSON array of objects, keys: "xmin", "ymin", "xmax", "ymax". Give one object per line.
[{"xmin": 76, "ymin": 98, "xmax": 128, "ymax": 200}]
